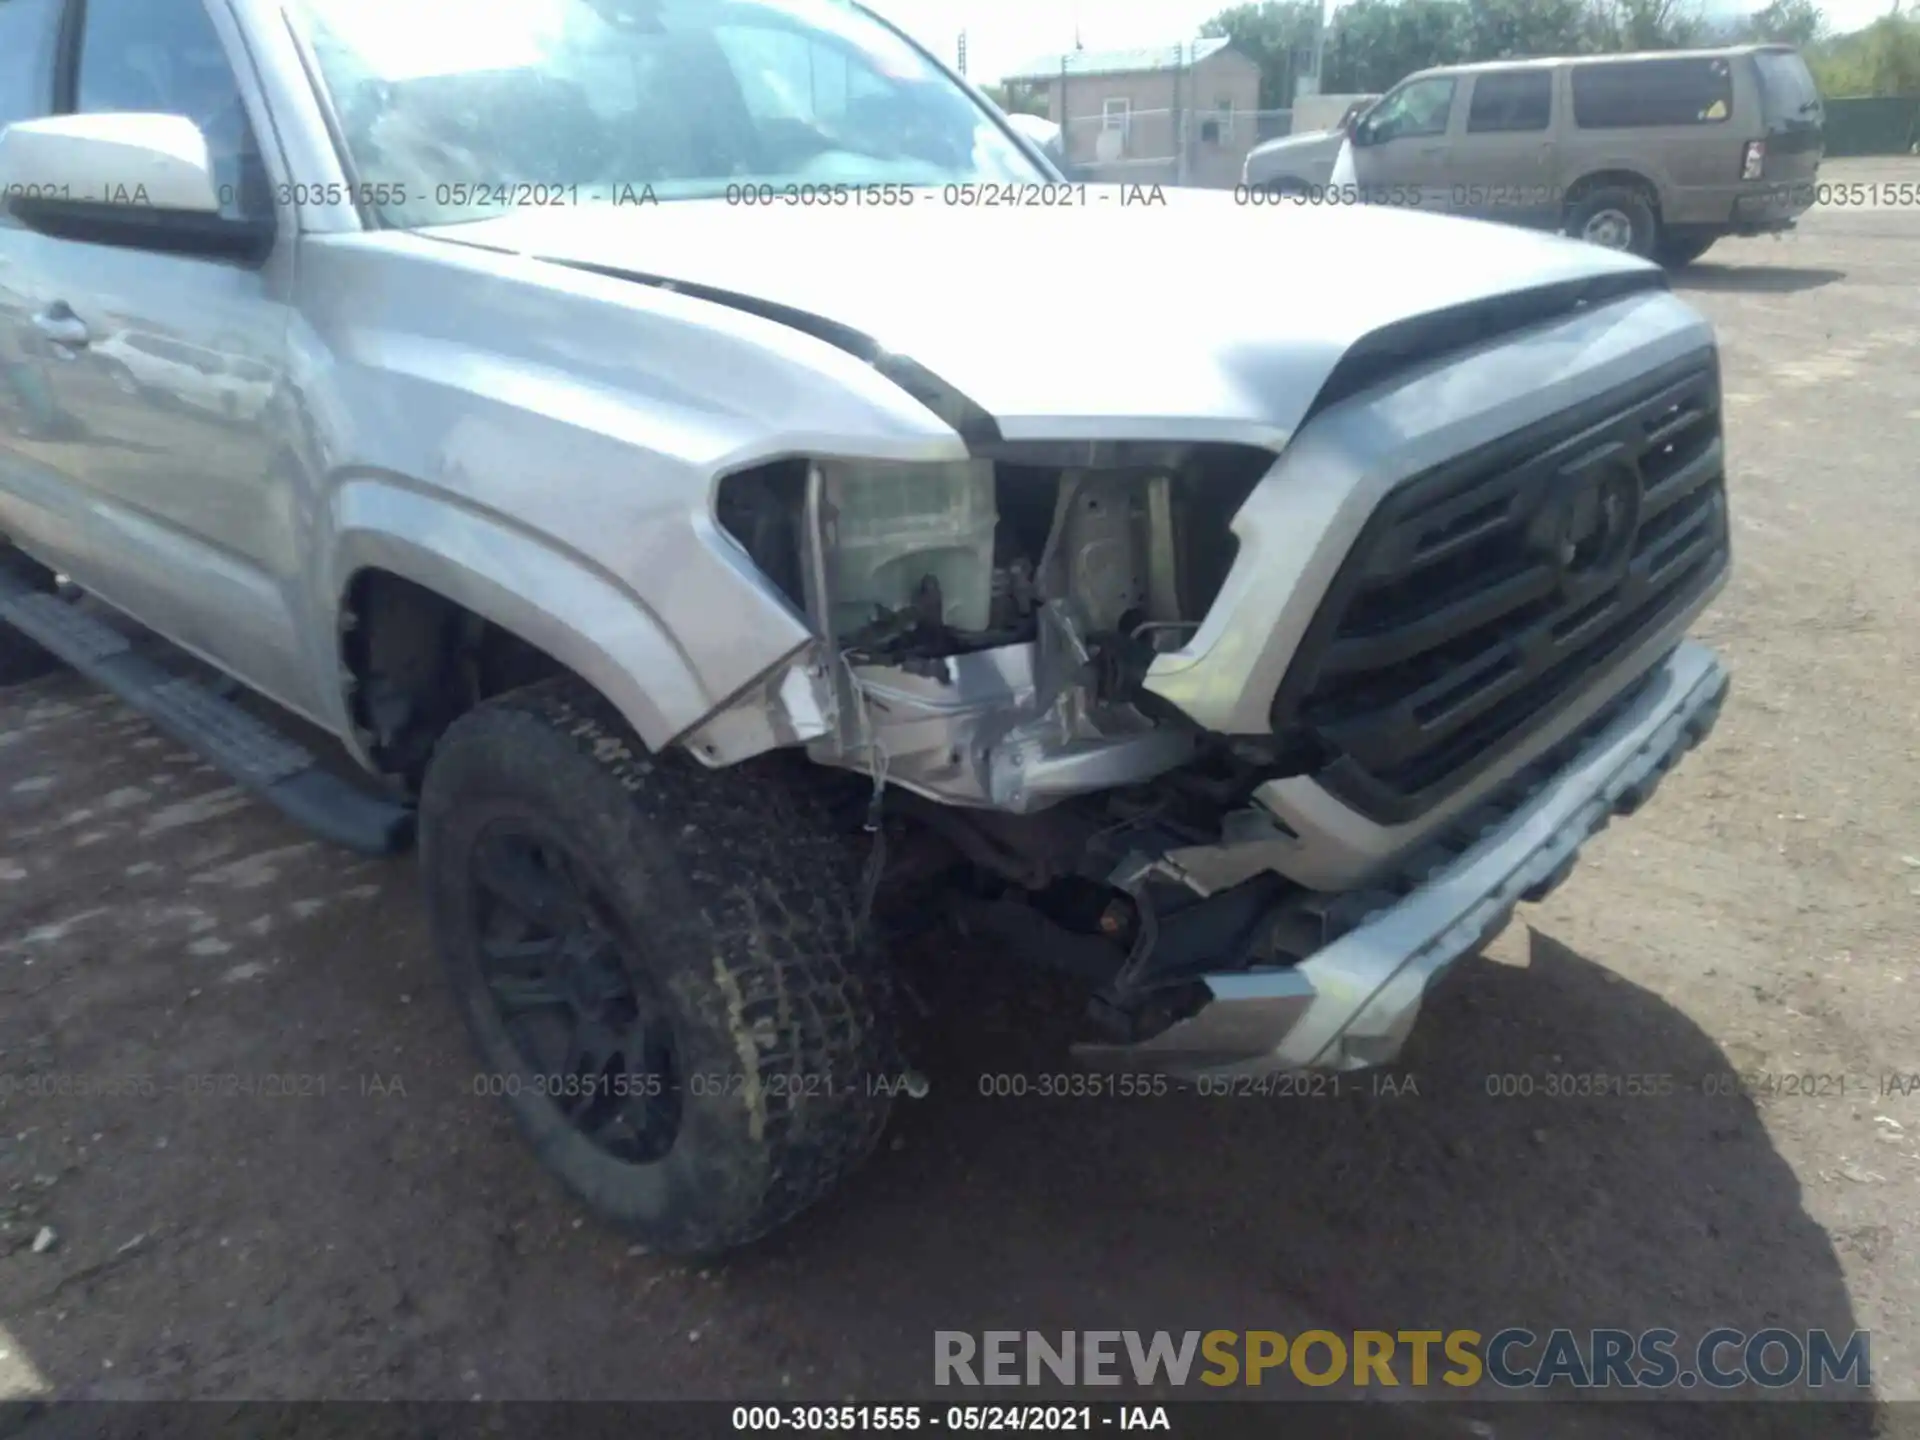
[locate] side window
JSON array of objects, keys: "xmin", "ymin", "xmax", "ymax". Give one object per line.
[
  {"xmin": 72, "ymin": 0, "xmax": 271, "ymax": 219},
  {"xmin": 0, "ymin": 0, "xmax": 64, "ymax": 133},
  {"xmin": 1466, "ymin": 71, "xmax": 1552, "ymax": 133},
  {"xmin": 1572, "ymin": 58, "xmax": 1733, "ymax": 129},
  {"xmin": 1364, "ymin": 77, "xmax": 1455, "ymax": 142}
]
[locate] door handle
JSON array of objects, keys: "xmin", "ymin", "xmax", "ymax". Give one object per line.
[{"xmin": 31, "ymin": 304, "xmax": 90, "ymax": 351}]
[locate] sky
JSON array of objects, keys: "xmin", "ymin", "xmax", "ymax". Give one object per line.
[{"xmin": 870, "ymin": 0, "xmax": 1902, "ymax": 84}]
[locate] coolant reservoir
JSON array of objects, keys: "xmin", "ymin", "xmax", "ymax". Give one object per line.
[{"xmin": 824, "ymin": 458, "xmax": 997, "ymax": 634}]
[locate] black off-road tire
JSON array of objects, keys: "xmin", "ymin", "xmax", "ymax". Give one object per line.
[
  {"xmin": 1566, "ymin": 185, "xmax": 1660, "ymax": 258},
  {"xmin": 419, "ymin": 676, "xmax": 896, "ymax": 1254},
  {"xmin": 0, "ymin": 548, "xmax": 61, "ymax": 688}
]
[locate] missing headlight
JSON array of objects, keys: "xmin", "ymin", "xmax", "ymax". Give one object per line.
[
  {"xmin": 714, "ymin": 444, "xmax": 1270, "ymax": 675},
  {"xmin": 813, "ymin": 457, "xmax": 999, "ymax": 636}
]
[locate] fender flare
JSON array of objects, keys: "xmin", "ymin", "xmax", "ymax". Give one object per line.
[{"xmin": 324, "ymin": 477, "xmax": 732, "ymax": 754}]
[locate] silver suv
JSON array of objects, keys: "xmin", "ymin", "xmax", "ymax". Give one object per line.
[
  {"xmin": 0, "ymin": 0, "xmax": 1731, "ymax": 1253},
  {"xmin": 1245, "ymin": 45, "xmax": 1824, "ymax": 265}
]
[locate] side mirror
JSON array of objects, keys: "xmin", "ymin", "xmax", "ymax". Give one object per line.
[
  {"xmin": 0, "ymin": 113, "xmax": 270, "ymax": 260},
  {"xmin": 2, "ymin": 113, "xmax": 222, "ymax": 212}
]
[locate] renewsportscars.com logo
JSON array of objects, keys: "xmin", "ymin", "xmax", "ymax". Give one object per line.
[{"xmin": 934, "ymin": 1329, "xmax": 1872, "ymax": 1391}]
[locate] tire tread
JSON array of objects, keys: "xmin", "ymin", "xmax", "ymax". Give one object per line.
[{"xmin": 420, "ymin": 676, "xmax": 894, "ymax": 1253}]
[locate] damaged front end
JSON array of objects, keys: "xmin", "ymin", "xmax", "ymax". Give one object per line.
[
  {"xmin": 694, "ymin": 313, "xmax": 1732, "ymax": 1080},
  {"xmin": 696, "ymin": 439, "xmax": 1414, "ymax": 1072},
  {"xmin": 706, "ymin": 443, "xmax": 1271, "ymax": 814}
]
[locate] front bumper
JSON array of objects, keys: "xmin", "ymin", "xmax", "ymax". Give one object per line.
[{"xmin": 1074, "ymin": 639, "xmax": 1728, "ymax": 1079}]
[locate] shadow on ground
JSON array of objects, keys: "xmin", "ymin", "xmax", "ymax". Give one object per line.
[
  {"xmin": 728, "ymin": 924, "xmax": 1874, "ymax": 1435},
  {"xmin": 1672, "ymin": 264, "xmax": 1845, "ymax": 295}
]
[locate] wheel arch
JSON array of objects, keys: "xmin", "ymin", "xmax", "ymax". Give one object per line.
[
  {"xmin": 1565, "ymin": 168, "xmax": 1664, "ymax": 215},
  {"xmin": 326, "ymin": 481, "xmax": 739, "ymax": 780}
]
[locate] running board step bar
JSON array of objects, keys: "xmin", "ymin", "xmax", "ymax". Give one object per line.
[{"xmin": 0, "ymin": 569, "xmax": 413, "ymax": 856}]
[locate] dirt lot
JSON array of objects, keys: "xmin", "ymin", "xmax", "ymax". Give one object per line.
[{"xmin": 1, "ymin": 158, "xmax": 1917, "ymax": 1434}]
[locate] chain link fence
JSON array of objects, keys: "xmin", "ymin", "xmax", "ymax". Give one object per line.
[
  {"xmin": 1056, "ymin": 107, "xmax": 1298, "ymax": 187},
  {"xmin": 1823, "ymin": 95, "xmax": 1920, "ymax": 155}
]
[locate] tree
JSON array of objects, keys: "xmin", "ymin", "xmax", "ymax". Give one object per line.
[
  {"xmin": 1200, "ymin": 1, "xmax": 1322, "ymax": 108},
  {"xmin": 1746, "ymin": 0, "xmax": 1824, "ymax": 46},
  {"xmin": 1810, "ymin": 11, "xmax": 1920, "ymax": 95},
  {"xmin": 1584, "ymin": 0, "xmax": 1705, "ymax": 51},
  {"xmin": 981, "ymin": 82, "xmax": 1051, "ymax": 117},
  {"xmin": 1321, "ymin": 0, "xmax": 1469, "ymax": 91},
  {"xmin": 1858, "ymin": 10, "xmax": 1920, "ymax": 91},
  {"xmin": 1466, "ymin": 0, "xmax": 1591, "ymax": 58},
  {"xmin": 1212, "ymin": 0, "xmax": 1735, "ymax": 104}
]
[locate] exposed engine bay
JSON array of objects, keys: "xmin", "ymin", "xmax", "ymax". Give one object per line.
[
  {"xmin": 715, "ymin": 445, "xmax": 1271, "ymax": 817},
  {"xmin": 705, "ymin": 320, "xmax": 1732, "ymax": 1061},
  {"xmin": 715, "ymin": 444, "xmax": 1335, "ymax": 1047}
]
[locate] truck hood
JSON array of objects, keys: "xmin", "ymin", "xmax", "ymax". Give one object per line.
[
  {"xmin": 1245, "ymin": 129, "xmax": 1346, "ymax": 164},
  {"xmin": 420, "ymin": 189, "xmax": 1664, "ymax": 449}
]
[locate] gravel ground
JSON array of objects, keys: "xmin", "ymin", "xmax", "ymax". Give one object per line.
[{"xmin": 0, "ymin": 158, "xmax": 1916, "ymax": 1437}]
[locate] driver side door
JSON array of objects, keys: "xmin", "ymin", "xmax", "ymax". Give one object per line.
[
  {"xmin": 1350, "ymin": 75, "xmax": 1460, "ymax": 212},
  {"xmin": 1, "ymin": 0, "xmax": 313, "ymax": 712}
]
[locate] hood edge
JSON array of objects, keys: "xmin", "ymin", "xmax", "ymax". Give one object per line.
[{"xmin": 548, "ymin": 257, "xmax": 1008, "ymax": 451}]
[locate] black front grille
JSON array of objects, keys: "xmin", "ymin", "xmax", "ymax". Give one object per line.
[{"xmin": 1270, "ymin": 351, "xmax": 1729, "ymax": 825}]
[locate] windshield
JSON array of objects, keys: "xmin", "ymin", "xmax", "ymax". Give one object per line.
[
  {"xmin": 293, "ymin": 0, "xmax": 1042, "ymax": 225},
  {"xmin": 1753, "ymin": 49, "xmax": 1822, "ymax": 125}
]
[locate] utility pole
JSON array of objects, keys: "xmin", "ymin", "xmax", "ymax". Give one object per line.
[
  {"xmin": 1174, "ymin": 42, "xmax": 1187, "ymax": 186},
  {"xmin": 957, "ymin": 30, "xmax": 967, "ymax": 76},
  {"xmin": 1310, "ymin": 0, "xmax": 1330, "ymax": 91},
  {"xmin": 1060, "ymin": 54, "xmax": 1070, "ymax": 159}
]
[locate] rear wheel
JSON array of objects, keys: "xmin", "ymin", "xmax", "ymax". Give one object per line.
[
  {"xmin": 0, "ymin": 548, "xmax": 61, "ymax": 687},
  {"xmin": 420, "ymin": 677, "xmax": 896, "ymax": 1254},
  {"xmin": 1567, "ymin": 185, "xmax": 1659, "ymax": 258}
]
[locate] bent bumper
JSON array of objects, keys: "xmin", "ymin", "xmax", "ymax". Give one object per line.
[{"xmin": 1074, "ymin": 639, "xmax": 1729, "ymax": 1079}]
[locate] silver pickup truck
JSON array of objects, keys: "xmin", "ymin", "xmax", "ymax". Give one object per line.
[{"xmin": 0, "ymin": 0, "xmax": 1730, "ymax": 1254}]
